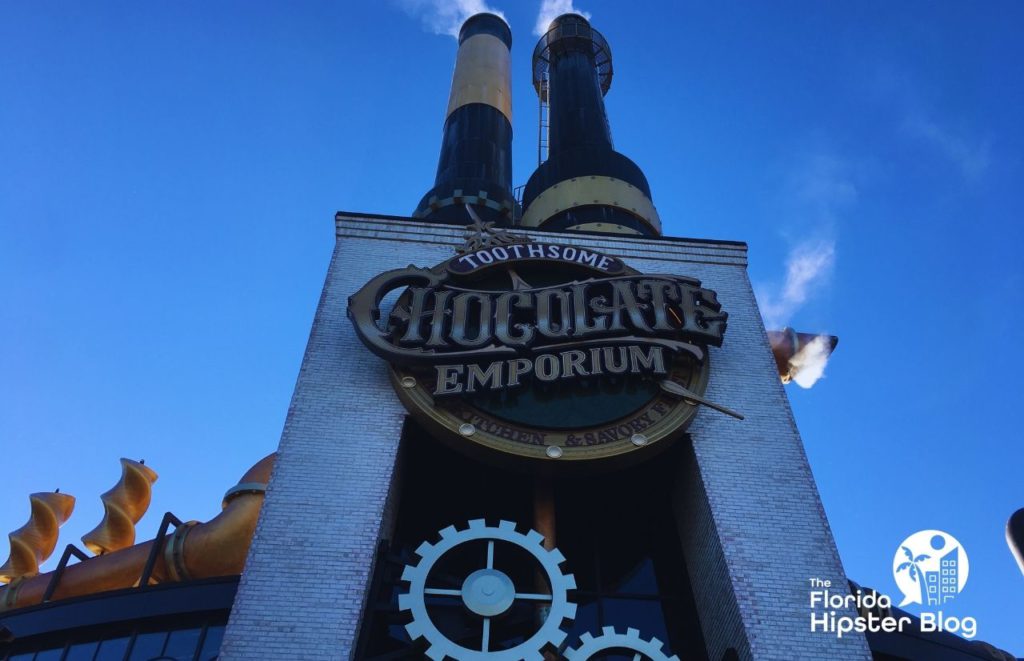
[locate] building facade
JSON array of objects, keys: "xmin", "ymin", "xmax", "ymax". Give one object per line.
[
  {"xmin": 218, "ymin": 212, "xmax": 868, "ymax": 660},
  {"xmin": 3, "ymin": 11, "xmax": 1017, "ymax": 661}
]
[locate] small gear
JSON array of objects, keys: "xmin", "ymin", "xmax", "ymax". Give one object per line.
[
  {"xmin": 563, "ymin": 627, "xmax": 680, "ymax": 660},
  {"xmin": 399, "ymin": 519, "xmax": 577, "ymax": 660}
]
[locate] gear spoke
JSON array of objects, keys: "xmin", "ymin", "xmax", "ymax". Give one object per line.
[
  {"xmin": 423, "ymin": 588, "xmax": 462, "ymax": 597},
  {"xmin": 481, "ymin": 617, "xmax": 491, "ymax": 652},
  {"xmin": 486, "ymin": 540, "xmax": 494, "ymax": 569},
  {"xmin": 514, "ymin": 592, "xmax": 553, "ymax": 601}
]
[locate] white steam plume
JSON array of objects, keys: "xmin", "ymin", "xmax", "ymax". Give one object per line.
[
  {"xmin": 757, "ymin": 240, "xmax": 835, "ymax": 330},
  {"xmin": 789, "ymin": 335, "xmax": 833, "ymax": 389},
  {"xmin": 534, "ymin": 0, "xmax": 591, "ymax": 36},
  {"xmin": 397, "ymin": 0, "xmax": 506, "ymax": 38}
]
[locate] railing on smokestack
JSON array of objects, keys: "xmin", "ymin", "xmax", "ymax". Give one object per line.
[
  {"xmin": 538, "ymin": 72, "xmax": 550, "ymax": 166},
  {"xmin": 532, "ymin": 16, "xmax": 613, "ymax": 97},
  {"xmin": 513, "ymin": 184, "xmax": 525, "ymax": 209}
]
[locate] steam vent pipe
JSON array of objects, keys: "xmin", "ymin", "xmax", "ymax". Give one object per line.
[
  {"xmin": 1009, "ymin": 508, "xmax": 1024, "ymax": 577},
  {"xmin": 413, "ymin": 13, "xmax": 517, "ymax": 225},
  {"xmin": 522, "ymin": 14, "xmax": 661, "ymax": 236}
]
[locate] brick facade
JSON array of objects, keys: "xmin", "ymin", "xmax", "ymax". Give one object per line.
[{"xmin": 221, "ymin": 213, "xmax": 870, "ymax": 660}]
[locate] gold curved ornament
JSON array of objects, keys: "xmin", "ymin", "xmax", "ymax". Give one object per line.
[
  {"xmin": 0, "ymin": 453, "xmax": 274, "ymax": 611},
  {"xmin": 81, "ymin": 458, "xmax": 158, "ymax": 555},
  {"xmin": 0, "ymin": 491, "xmax": 76, "ymax": 583}
]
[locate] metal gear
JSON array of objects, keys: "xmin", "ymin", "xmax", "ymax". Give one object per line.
[
  {"xmin": 563, "ymin": 627, "xmax": 680, "ymax": 661},
  {"xmin": 398, "ymin": 519, "xmax": 577, "ymax": 660}
]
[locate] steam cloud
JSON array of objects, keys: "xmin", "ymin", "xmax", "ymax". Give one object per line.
[
  {"xmin": 789, "ymin": 334, "xmax": 833, "ymax": 389},
  {"xmin": 534, "ymin": 0, "xmax": 591, "ymax": 36},
  {"xmin": 755, "ymin": 152, "xmax": 854, "ymax": 388},
  {"xmin": 757, "ymin": 240, "xmax": 835, "ymax": 330},
  {"xmin": 757, "ymin": 240, "xmax": 836, "ymax": 389},
  {"xmin": 397, "ymin": 0, "xmax": 506, "ymax": 38}
]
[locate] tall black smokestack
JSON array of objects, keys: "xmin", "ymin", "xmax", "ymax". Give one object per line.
[
  {"xmin": 413, "ymin": 13, "xmax": 517, "ymax": 225},
  {"xmin": 522, "ymin": 14, "xmax": 661, "ymax": 236}
]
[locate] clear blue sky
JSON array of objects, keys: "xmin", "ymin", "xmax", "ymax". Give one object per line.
[{"xmin": 2, "ymin": 1, "xmax": 1021, "ymax": 654}]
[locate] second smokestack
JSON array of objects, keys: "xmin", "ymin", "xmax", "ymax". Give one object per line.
[{"xmin": 522, "ymin": 14, "xmax": 661, "ymax": 236}]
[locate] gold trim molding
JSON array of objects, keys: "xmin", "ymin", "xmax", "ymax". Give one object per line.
[{"xmin": 520, "ymin": 176, "xmax": 661, "ymax": 234}]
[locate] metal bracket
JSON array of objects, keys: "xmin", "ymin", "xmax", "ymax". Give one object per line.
[
  {"xmin": 138, "ymin": 512, "xmax": 183, "ymax": 587},
  {"xmin": 41, "ymin": 544, "xmax": 90, "ymax": 602}
]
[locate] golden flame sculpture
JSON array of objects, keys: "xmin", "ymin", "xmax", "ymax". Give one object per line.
[
  {"xmin": 81, "ymin": 459, "xmax": 158, "ymax": 555},
  {"xmin": 0, "ymin": 491, "xmax": 76, "ymax": 583}
]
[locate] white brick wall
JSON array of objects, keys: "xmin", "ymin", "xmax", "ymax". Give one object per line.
[{"xmin": 221, "ymin": 214, "xmax": 870, "ymax": 660}]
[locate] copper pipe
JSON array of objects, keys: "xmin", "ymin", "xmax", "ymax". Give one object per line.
[
  {"xmin": 167, "ymin": 454, "xmax": 275, "ymax": 582},
  {"xmin": 533, "ymin": 477, "xmax": 559, "ymax": 660},
  {"xmin": 533, "ymin": 477, "xmax": 556, "ymax": 552},
  {"xmin": 0, "ymin": 454, "xmax": 275, "ymax": 612}
]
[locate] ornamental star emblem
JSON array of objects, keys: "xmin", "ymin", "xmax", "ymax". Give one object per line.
[{"xmin": 456, "ymin": 204, "xmax": 529, "ymax": 254}]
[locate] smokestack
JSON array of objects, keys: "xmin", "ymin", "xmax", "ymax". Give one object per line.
[
  {"xmin": 1008, "ymin": 508, "xmax": 1024, "ymax": 577},
  {"xmin": 766, "ymin": 328, "xmax": 839, "ymax": 388},
  {"xmin": 413, "ymin": 13, "xmax": 517, "ymax": 226},
  {"xmin": 521, "ymin": 14, "xmax": 661, "ymax": 236}
]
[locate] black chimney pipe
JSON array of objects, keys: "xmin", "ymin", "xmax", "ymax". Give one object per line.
[
  {"xmin": 521, "ymin": 14, "xmax": 661, "ymax": 236},
  {"xmin": 413, "ymin": 13, "xmax": 517, "ymax": 225},
  {"xmin": 1009, "ymin": 508, "xmax": 1024, "ymax": 577}
]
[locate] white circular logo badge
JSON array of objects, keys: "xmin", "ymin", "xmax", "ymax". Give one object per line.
[{"xmin": 892, "ymin": 530, "xmax": 969, "ymax": 608}]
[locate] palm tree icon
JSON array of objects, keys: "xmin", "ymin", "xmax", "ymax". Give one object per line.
[{"xmin": 896, "ymin": 545, "xmax": 931, "ymax": 603}]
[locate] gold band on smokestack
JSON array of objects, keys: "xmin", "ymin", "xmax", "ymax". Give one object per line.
[
  {"xmin": 519, "ymin": 176, "xmax": 662, "ymax": 234},
  {"xmin": 0, "ymin": 491, "xmax": 75, "ymax": 583},
  {"xmin": 446, "ymin": 30, "xmax": 512, "ymax": 124},
  {"xmin": 81, "ymin": 458, "xmax": 158, "ymax": 555}
]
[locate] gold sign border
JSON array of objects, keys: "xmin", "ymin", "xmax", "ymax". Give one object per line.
[{"xmin": 390, "ymin": 353, "xmax": 709, "ymax": 465}]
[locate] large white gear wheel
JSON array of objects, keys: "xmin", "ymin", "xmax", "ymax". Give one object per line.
[
  {"xmin": 563, "ymin": 626, "xmax": 681, "ymax": 661},
  {"xmin": 398, "ymin": 519, "xmax": 577, "ymax": 660}
]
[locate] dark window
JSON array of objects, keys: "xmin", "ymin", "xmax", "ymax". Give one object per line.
[
  {"xmin": 65, "ymin": 642, "xmax": 100, "ymax": 661},
  {"xmin": 197, "ymin": 625, "xmax": 225, "ymax": 661},
  {"xmin": 356, "ymin": 422, "xmax": 707, "ymax": 659},
  {"xmin": 95, "ymin": 637, "xmax": 132, "ymax": 661},
  {"xmin": 127, "ymin": 631, "xmax": 166, "ymax": 660},
  {"xmin": 162, "ymin": 628, "xmax": 202, "ymax": 660},
  {"xmin": 0, "ymin": 615, "xmax": 227, "ymax": 661}
]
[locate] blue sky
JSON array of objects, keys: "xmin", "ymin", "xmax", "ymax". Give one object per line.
[{"xmin": 2, "ymin": 0, "xmax": 1021, "ymax": 654}]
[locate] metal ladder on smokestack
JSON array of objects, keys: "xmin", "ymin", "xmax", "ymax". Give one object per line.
[{"xmin": 537, "ymin": 72, "xmax": 550, "ymax": 166}]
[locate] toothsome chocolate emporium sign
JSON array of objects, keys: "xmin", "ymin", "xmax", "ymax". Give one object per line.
[{"xmin": 347, "ymin": 229, "xmax": 738, "ymax": 463}]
